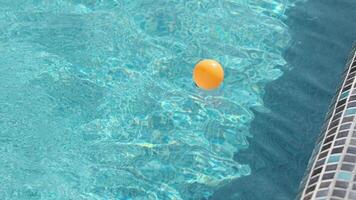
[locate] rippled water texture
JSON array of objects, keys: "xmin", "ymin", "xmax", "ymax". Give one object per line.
[{"xmin": 0, "ymin": 1, "xmax": 296, "ymax": 199}]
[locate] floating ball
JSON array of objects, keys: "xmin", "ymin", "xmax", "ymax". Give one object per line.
[{"xmin": 193, "ymin": 59, "xmax": 224, "ymax": 90}]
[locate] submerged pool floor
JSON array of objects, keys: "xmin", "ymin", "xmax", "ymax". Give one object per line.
[
  {"xmin": 0, "ymin": 1, "xmax": 295, "ymax": 199},
  {"xmin": 1, "ymin": 0, "xmax": 355, "ymax": 200},
  {"xmin": 210, "ymin": 1, "xmax": 356, "ymax": 199}
]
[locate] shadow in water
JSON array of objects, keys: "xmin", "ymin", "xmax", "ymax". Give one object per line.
[{"xmin": 210, "ymin": 1, "xmax": 356, "ymax": 199}]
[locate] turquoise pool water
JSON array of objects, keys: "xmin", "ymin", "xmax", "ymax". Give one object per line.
[
  {"xmin": 211, "ymin": 1, "xmax": 356, "ymax": 199},
  {"xmin": 2, "ymin": 0, "xmax": 354, "ymax": 200}
]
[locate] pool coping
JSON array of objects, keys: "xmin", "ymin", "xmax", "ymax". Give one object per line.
[{"xmin": 298, "ymin": 43, "xmax": 356, "ymax": 200}]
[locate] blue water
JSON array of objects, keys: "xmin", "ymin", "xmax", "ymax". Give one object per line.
[
  {"xmin": 211, "ymin": 1, "xmax": 356, "ymax": 199},
  {"xmin": 0, "ymin": 0, "xmax": 354, "ymax": 200}
]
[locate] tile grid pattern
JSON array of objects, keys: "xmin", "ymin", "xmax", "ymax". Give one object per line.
[{"xmin": 299, "ymin": 45, "xmax": 356, "ymax": 200}]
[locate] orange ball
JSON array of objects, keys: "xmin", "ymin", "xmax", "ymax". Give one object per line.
[{"xmin": 193, "ymin": 59, "xmax": 224, "ymax": 90}]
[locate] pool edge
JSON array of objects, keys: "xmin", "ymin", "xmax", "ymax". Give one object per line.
[{"xmin": 298, "ymin": 42, "xmax": 356, "ymax": 199}]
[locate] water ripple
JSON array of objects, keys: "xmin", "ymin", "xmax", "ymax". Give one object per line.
[{"xmin": 0, "ymin": 0, "xmax": 297, "ymax": 199}]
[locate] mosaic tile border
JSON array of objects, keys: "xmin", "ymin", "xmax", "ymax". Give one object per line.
[{"xmin": 299, "ymin": 44, "xmax": 356, "ymax": 200}]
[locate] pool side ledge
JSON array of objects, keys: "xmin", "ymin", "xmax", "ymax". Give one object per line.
[{"xmin": 298, "ymin": 43, "xmax": 356, "ymax": 200}]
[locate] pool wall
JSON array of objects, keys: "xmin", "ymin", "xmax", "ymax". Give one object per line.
[{"xmin": 299, "ymin": 43, "xmax": 356, "ymax": 199}]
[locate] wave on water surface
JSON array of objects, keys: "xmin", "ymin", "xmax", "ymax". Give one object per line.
[{"xmin": 0, "ymin": 0, "xmax": 297, "ymax": 199}]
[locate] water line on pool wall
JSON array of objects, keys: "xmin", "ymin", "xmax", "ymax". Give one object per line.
[{"xmin": 298, "ymin": 43, "xmax": 356, "ymax": 200}]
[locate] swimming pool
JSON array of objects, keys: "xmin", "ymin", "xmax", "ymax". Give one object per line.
[{"xmin": 0, "ymin": 0, "xmax": 355, "ymax": 200}]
